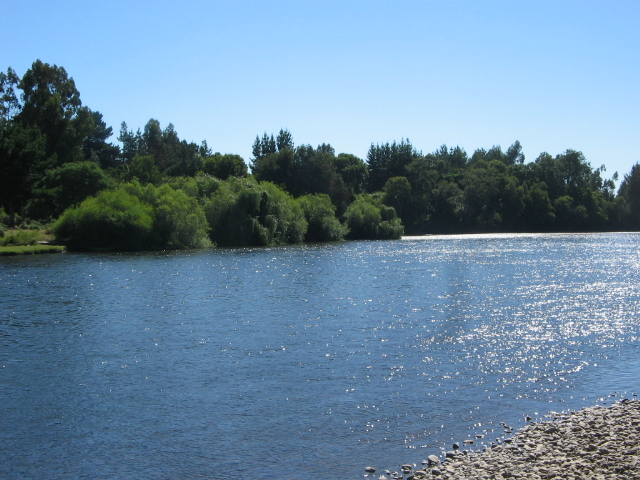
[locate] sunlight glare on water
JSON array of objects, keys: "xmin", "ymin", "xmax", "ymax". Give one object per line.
[{"xmin": 1, "ymin": 233, "xmax": 639, "ymax": 479}]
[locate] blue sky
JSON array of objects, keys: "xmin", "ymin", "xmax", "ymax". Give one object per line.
[{"xmin": 3, "ymin": 0, "xmax": 639, "ymax": 181}]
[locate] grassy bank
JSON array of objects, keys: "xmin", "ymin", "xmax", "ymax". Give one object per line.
[
  {"xmin": 0, "ymin": 244, "xmax": 65, "ymax": 256},
  {"xmin": 0, "ymin": 228, "xmax": 65, "ymax": 255}
]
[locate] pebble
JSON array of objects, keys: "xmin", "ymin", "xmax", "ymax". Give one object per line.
[{"xmin": 420, "ymin": 399, "xmax": 640, "ymax": 480}]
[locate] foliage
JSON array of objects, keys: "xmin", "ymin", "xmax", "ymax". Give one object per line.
[
  {"xmin": 334, "ymin": 153, "xmax": 368, "ymax": 195},
  {"xmin": 382, "ymin": 176, "xmax": 413, "ymax": 228},
  {"xmin": 124, "ymin": 154, "xmax": 162, "ymax": 185},
  {"xmin": 1, "ymin": 60, "xmax": 118, "ymax": 226},
  {"xmin": 205, "ymin": 177, "xmax": 307, "ymax": 247},
  {"xmin": 27, "ymin": 161, "xmax": 114, "ymax": 220},
  {"xmin": 53, "ymin": 188, "xmax": 154, "ymax": 250},
  {"xmin": 0, "ymin": 208, "xmax": 8, "ymax": 226},
  {"xmin": 0, "ymin": 121, "xmax": 46, "ymax": 226},
  {"xmin": 617, "ymin": 163, "xmax": 640, "ymax": 230},
  {"xmin": 53, "ymin": 182, "xmax": 211, "ymax": 251},
  {"xmin": 251, "ymin": 135, "xmax": 352, "ymax": 214},
  {"xmin": 461, "ymin": 160, "xmax": 525, "ymax": 231},
  {"xmin": 344, "ymin": 194, "xmax": 404, "ymax": 240},
  {"xmin": 0, "ymin": 229, "xmax": 42, "ymax": 246},
  {"xmin": 367, "ymin": 139, "xmax": 420, "ymax": 193},
  {"xmin": 201, "ymin": 153, "xmax": 248, "ymax": 179},
  {"xmin": 5, "ymin": 60, "xmax": 640, "ymax": 239},
  {"xmin": 118, "ymin": 119, "xmax": 207, "ymax": 177},
  {"xmin": 0, "ymin": 244, "xmax": 65, "ymax": 256},
  {"xmin": 297, "ymin": 194, "xmax": 347, "ymax": 242},
  {"xmin": 523, "ymin": 182, "xmax": 555, "ymax": 231},
  {"xmin": 251, "ymin": 129, "xmax": 293, "ymax": 160},
  {"xmin": 122, "ymin": 182, "xmax": 211, "ymax": 249}
]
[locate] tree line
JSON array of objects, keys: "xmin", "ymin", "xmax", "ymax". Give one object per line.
[{"xmin": 1, "ymin": 60, "xmax": 639, "ymax": 250}]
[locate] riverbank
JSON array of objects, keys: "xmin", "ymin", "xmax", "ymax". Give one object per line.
[
  {"xmin": 0, "ymin": 244, "xmax": 65, "ymax": 255},
  {"xmin": 387, "ymin": 398, "xmax": 639, "ymax": 479}
]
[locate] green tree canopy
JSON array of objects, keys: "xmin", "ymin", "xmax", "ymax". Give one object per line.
[
  {"xmin": 201, "ymin": 153, "xmax": 248, "ymax": 180},
  {"xmin": 617, "ymin": 163, "xmax": 640, "ymax": 230},
  {"xmin": 0, "ymin": 121, "xmax": 45, "ymax": 226},
  {"xmin": 27, "ymin": 161, "xmax": 114, "ymax": 220},
  {"xmin": 367, "ymin": 139, "xmax": 420, "ymax": 193}
]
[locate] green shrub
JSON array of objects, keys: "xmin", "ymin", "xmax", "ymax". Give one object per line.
[
  {"xmin": 344, "ymin": 195, "xmax": 404, "ymax": 240},
  {"xmin": 0, "ymin": 244, "xmax": 65, "ymax": 255},
  {"xmin": 297, "ymin": 194, "xmax": 346, "ymax": 242},
  {"xmin": 0, "ymin": 208, "xmax": 9, "ymax": 227},
  {"xmin": 205, "ymin": 177, "xmax": 307, "ymax": 247},
  {"xmin": 0, "ymin": 229, "xmax": 42, "ymax": 246},
  {"xmin": 149, "ymin": 185, "xmax": 211, "ymax": 249},
  {"xmin": 53, "ymin": 188, "xmax": 153, "ymax": 250},
  {"xmin": 53, "ymin": 182, "xmax": 212, "ymax": 251}
]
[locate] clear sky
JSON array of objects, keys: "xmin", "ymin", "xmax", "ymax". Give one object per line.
[{"xmin": 2, "ymin": 0, "xmax": 639, "ymax": 182}]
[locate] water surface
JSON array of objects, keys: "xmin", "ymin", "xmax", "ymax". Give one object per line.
[{"xmin": 1, "ymin": 233, "xmax": 639, "ymax": 479}]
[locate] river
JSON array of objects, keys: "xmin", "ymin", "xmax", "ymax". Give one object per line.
[{"xmin": 1, "ymin": 233, "xmax": 639, "ymax": 479}]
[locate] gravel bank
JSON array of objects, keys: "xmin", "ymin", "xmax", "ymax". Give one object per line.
[{"xmin": 373, "ymin": 398, "xmax": 640, "ymax": 480}]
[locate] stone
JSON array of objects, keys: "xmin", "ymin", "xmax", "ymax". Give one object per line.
[
  {"xmin": 427, "ymin": 454, "xmax": 440, "ymax": 465},
  {"xmin": 365, "ymin": 466, "xmax": 376, "ymax": 473},
  {"xmin": 389, "ymin": 399, "xmax": 640, "ymax": 480}
]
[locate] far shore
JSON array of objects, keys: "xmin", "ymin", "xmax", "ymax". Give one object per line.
[{"xmin": 0, "ymin": 244, "xmax": 65, "ymax": 256}]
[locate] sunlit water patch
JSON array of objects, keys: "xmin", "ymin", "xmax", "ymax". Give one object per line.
[{"xmin": 1, "ymin": 233, "xmax": 639, "ymax": 479}]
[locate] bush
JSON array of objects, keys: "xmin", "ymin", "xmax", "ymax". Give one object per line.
[
  {"xmin": 297, "ymin": 194, "xmax": 346, "ymax": 242},
  {"xmin": 344, "ymin": 195, "xmax": 404, "ymax": 240},
  {"xmin": 205, "ymin": 177, "xmax": 307, "ymax": 247},
  {"xmin": 54, "ymin": 182, "xmax": 212, "ymax": 251},
  {"xmin": 145, "ymin": 184, "xmax": 211, "ymax": 249},
  {"xmin": 53, "ymin": 188, "xmax": 154, "ymax": 250},
  {"xmin": 0, "ymin": 208, "xmax": 9, "ymax": 227},
  {"xmin": 0, "ymin": 229, "xmax": 42, "ymax": 246}
]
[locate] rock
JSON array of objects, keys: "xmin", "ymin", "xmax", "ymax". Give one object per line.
[
  {"xmin": 365, "ymin": 466, "xmax": 376, "ymax": 473},
  {"xmin": 453, "ymin": 442, "xmax": 460, "ymax": 450},
  {"xmin": 391, "ymin": 399, "xmax": 640, "ymax": 480},
  {"xmin": 427, "ymin": 454, "xmax": 440, "ymax": 465}
]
